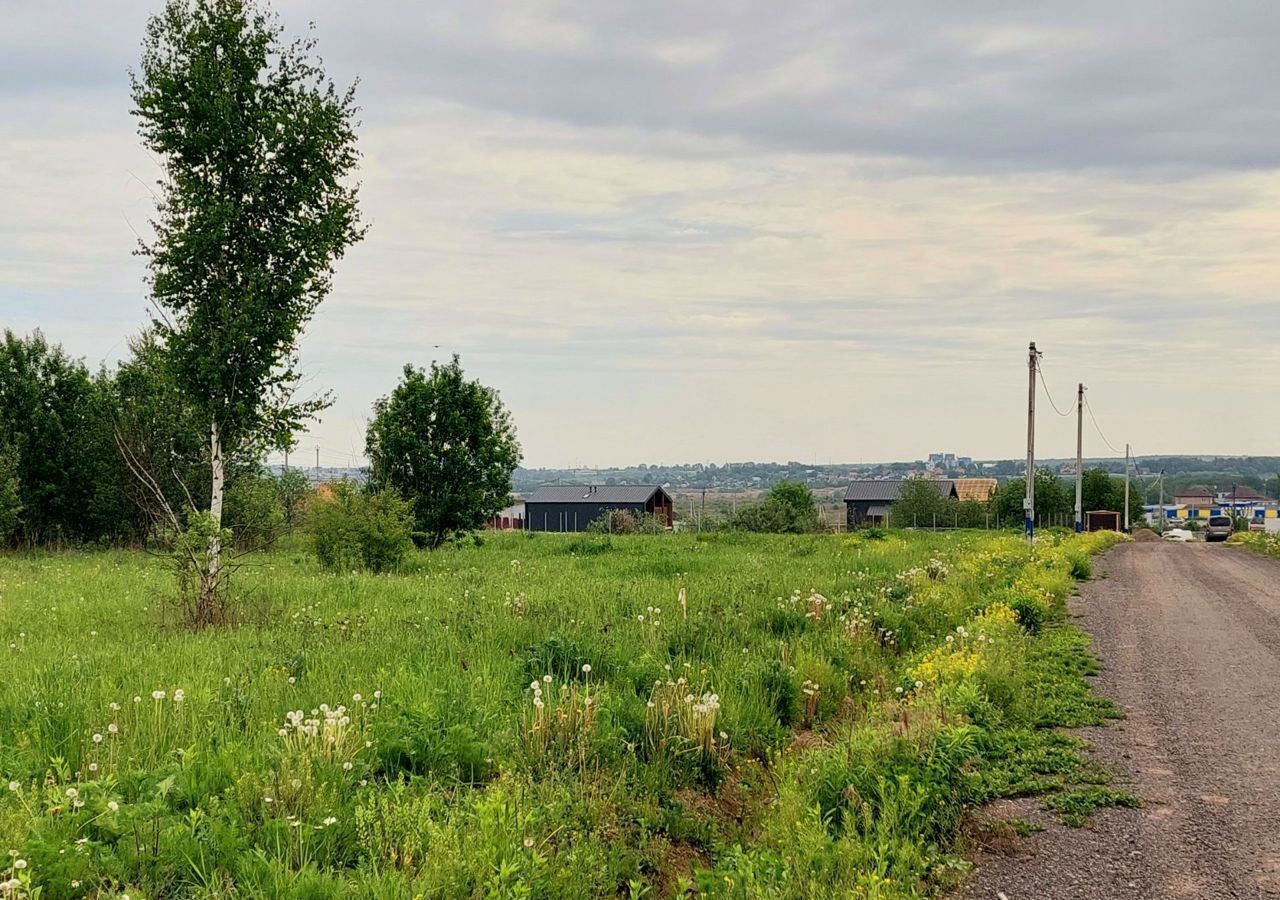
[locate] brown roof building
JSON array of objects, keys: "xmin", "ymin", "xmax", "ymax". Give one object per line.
[{"xmin": 955, "ymin": 478, "xmax": 998, "ymax": 502}]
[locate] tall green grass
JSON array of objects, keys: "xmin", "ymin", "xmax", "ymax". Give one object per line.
[{"xmin": 0, "ymin": 530, "xmax": 1122, "ymax": 898}]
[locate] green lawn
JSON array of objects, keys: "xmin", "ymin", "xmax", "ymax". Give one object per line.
[{"xmin": 0, "ymin": 530, "xmax": 1121, "ymax": 899}]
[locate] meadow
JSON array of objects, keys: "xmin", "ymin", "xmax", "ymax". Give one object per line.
[{"xmin": 0, "ymin": 529, "xmax": 1122, "ymax": 899}]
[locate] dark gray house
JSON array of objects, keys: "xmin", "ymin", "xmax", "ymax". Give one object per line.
[
  {"xmin": 845, "ymin": 479, "xmax": 957, "ymax": 528},
  {"xmin": 525, "ymin": 485, "xmax": 675, "ymax": 532}
]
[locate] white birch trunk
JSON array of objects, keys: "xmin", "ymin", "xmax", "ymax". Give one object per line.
[{"xmin": 202, "ymin": 418, "xmax": 225, "ymax": 618}]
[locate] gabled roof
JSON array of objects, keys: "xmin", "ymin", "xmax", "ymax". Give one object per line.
[
  {"xmin": 527, "ymin": 485, "xmax": 668, "ymax": 505},
  {"xmin": 1225, "ymin": 485, "xmax": 1265, "ymax": 501},
  {"xmin": 844, "ymin": 479, "xmax": 956, "ymax": 503},
  {"xmin": 955, "ymin": 478, "xmax": 998, "ymax": 502}
]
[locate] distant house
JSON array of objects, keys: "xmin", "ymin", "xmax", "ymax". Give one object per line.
[
  {"xmin": 844, "ymin": 479, "xmax": 957, "ymax": 528},
  {"xmin": 1218, "ymin": 485, "xmax": 1266, "ymax": 503},
  {"xmin": 1173, "ymin": 487, "xmax": 1214, "ymax": 507},
  {"xmin": 524, "ymin": 485, "xmax": 675, "ymax": 532},
  {"xmin": 955, "ymin": 478, "xmax": 998, "ymax": 502}
]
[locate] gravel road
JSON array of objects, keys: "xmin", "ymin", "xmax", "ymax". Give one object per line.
[{"xmin": 956, "ymin": 542, "xmax": 1280, "ymax": 899}]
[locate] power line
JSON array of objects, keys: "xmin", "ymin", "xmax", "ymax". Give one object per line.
[
  {"xmin": 1083, "ymin": 396, "xmax": 1125, "ymax": 455},
  {"xmin": 1036, "ymin": 363, "xmax": 1076, "ymax": 417}
]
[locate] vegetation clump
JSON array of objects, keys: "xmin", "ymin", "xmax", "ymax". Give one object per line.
[{"xmin": 309, "ymin": 483, "xmax": 415, "ymax": 572}]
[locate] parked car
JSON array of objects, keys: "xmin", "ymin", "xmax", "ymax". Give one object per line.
[
  {"xmin": 1205, "ymin": 515, "xmax": 1234, "ymax": 542},
  {"xmin": 1162, "ymin": 528, "xmax": 1195, "ymax": 542}
]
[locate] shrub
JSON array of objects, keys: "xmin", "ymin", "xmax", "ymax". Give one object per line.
[
  {"xmin": 730, "ymin": 482, "xmax": 821, "ymax": 534},
  {"xmin": 1065, "ymin": 550, "xmax": 1092, "ymax": 580},
  {"xmin": 223, "ymin": 472, "xmax": 286, "ymax": 551},
  {"xmin": 310, "ymin": 484, "xmax": 414, "ymax": 572},
  {"xmin": 585, "ymin": 509, "xmax": 666, "ymax": 535},
  {"xmin": 1011, "ymin": 596, "xmax": 1048, "ymax": 635}
]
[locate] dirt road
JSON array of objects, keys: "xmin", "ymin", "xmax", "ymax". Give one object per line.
[{"xmin": 958, "ymin": 542, "xmax": 1280, "ymax": 899}]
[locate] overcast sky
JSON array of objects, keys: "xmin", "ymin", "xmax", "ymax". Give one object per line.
[{"xmin": 5, "ymin": 1, "xmax": 1280, "ymax": 468}]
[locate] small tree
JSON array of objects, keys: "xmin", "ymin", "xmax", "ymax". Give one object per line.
[
  {"xmin": 0, "ymin": 330, "xmax": 126, "ymax": 545},
  {"xmin": 731, "ymin": 482, "xmax": 821, "ymax": 533},
  {"xmin": 366, "ymin": 358, "xmax": 521, "ymax": 548},
  {"xmin": 131, "ymin": 0, "xmax": 365, "ymax": 622},
  {"xmin": 274, "ymin": 467, "xmax": 312, "ymax": 530},
  {"xmin": 890, "ymin": 479, "xmax": 949, "ymax": 528}
]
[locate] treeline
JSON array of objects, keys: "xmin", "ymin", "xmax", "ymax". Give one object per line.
[
  {"xmin": 0, "ymin": 329, "xmax": 521, "ymax": 560},
  {"xmin": 0, "ymin": 329, "xmax": 311, "ymax": 547}
]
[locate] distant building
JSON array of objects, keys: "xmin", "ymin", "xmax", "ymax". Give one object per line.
[
  {"xmin": 524, "ymin": 485, "xmax": 675, "ymax": 532},
  {"xmin": 955, "ymin": 478, "xmax": 998, "ymax": 502},
  {"xmin": 1217, "ymin": 485, "xmax": 1267, "ymax": 504},
  {"xmin": 488, "ymin": 502, "xmax": 525, "ymax": 530},
  {"xmin": 1173, "ymin": 488, "xmax": 1214, "ymax": 506},
  {"xmin": 844, "ymin": 479, "xmax": 958, "ymax": 528}
]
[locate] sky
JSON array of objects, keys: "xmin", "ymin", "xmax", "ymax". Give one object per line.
[{"xmin": 4, "ymin": 1, "xmax": 1280, "ymax": 469}]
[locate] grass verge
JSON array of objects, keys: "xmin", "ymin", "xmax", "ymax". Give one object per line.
[{"xmin": 0, "ymin": 530, "xmax": 1125, "ymax": 898}]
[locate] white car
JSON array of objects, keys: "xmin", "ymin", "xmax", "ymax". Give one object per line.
[{"xmin": 1162, "ymin": 528, "xmax": 1195, "ymax": 542}]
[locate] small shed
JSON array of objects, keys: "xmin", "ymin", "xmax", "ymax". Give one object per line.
[
  {"xmin": 1085, "ymin": 510, "xmax": 1122, "ymax": 532},
  {"xmin": 844, "ymin": 479, "xmax": 957, "ymax": 528},
  {"xmin": 525, "ymin": 485, "xmax": 674, "ymax": 532}
]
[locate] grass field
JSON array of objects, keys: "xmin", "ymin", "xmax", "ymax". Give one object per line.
[{"xmin": 0, "ymin": 530, "xmax": 1122, "ymax": 899}]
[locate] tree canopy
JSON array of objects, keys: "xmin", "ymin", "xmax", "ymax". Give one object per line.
[
  {"xmin": 731, "ymin": 481, "xmax": 821, "ymax": 533},
  {"xmin": 366, "ymin": 358, "xmax": 521, "ymax": 548},
  {"xmin": 132, "ymin": 0, "xmax": 365, "ymax": 458}
]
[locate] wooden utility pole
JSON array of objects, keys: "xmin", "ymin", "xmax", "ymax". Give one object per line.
[
  {"xmin": 1025, "ymin": 342, "xmax": 1038, "ymax": 541},
  {"xmin": 1075, "ymin": 383, "xmax": 1085, "ymax": 533},
  {"xmin": 1124, "ymin": 444, "xmax": 1131, "ymax": 532}
]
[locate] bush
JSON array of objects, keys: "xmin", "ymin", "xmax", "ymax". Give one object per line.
[
  {"xmin": 585, "ymin": 509, "xmax": 665, "ymax": 535},
  {"xmin": 730, "ymin": 482, "xmax": 821, "ymax": 534},
  {"xmin": 1065, "ymin": 550, "xmax": 1092, "ymax": 581},
  {"xmin": 310, "ymin": 484, "xmax": 414, "ymax": 572},
  {"xmin": 223, "ymin": 472, "xmax": 286, "ymax": 551},
  {"xmin": 1011, "ymin": 596, "xmax": 1047, "ymax": 635}
]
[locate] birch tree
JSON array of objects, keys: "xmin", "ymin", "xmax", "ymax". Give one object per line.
[{"xmin": 132, "ymin": 0, "xmax": 364, "ymax": 623}]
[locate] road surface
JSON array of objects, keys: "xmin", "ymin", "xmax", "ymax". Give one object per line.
[{"xmin": 958, "ymin": 542, "xmax": 1280, "ymax": 899}]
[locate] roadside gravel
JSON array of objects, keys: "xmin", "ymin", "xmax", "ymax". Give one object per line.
[{"xmin": 956, "ymin": 542, "xmax": 1280, "ymax": 899}]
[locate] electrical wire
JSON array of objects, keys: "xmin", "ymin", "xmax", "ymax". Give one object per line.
[
  {"xmin": 1036, "ymin": 363, "xmax": 1077, "ymax": 417},
  {"xmin": 1083, "ymin": 396, "xmax": 1125, "ymax": 455}
]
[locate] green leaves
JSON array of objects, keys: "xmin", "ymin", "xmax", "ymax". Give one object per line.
[
  {"xmin": 366, "ymin": 357, "xmax": 521, "ymax": 548},
  {"xmin": 132, "ymin": 0, "xmax": 364, "ymax": 458}
]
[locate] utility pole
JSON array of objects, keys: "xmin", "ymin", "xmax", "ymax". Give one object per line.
[
  {"xmin": 315, "ymin": 444, "xmax": 320, "ymax": 476},
  {"xmin": 700, "ymin": 488, "xmax": 706, "ymax": 533},
  {"xmin": 1123, "ymin": 443, "xmax": 1131, "ymax": 532},
  {"xmin": 1158, "ymin": 469, "xmax": 1166, "ymax": 531},
  {"xmin": 283, "ymin": 445, "xmax": 289, "ymax": 471},
  {"xmin": 1025, "ymin": 342, "xmax": 1038, "ymax": 541},
  {"xmin": 1075, "ymin": 382, "xmax": 1085, "ymax": 533}
]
